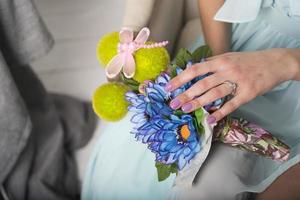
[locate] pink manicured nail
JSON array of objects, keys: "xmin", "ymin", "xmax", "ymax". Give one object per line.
[
  {"xmin": 207, "ymin": 115, "xmax": 216, "ymax": 124},
  {"xmin": 164, "ymin": 83, "xmax": 173, "ymax": 92},
  {"xmin": 182, "ymin": 103, "xmax": 193, "ymax": 112},
  {"xmin": 170, "ymin": 99, "xmax": 181, "ymax": 110}
]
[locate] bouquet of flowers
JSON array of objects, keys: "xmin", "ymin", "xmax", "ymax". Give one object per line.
[{"xmin": 92, "ymin": 27, "xmax": 290, "ymax": 184}]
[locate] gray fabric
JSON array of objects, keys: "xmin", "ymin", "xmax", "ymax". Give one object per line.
[
  {"xmin": 0, "ymin": 0, "xmax": 54, "ymax": 66},
  {"xmin": 0, "ymin": 52, "xmax": 32, "ymax": 191},
  {"xmin": 0, "ymin": 0, "xmax": 97, "ymax": 199},
  {"xmin": 4, "ymin": 65, "xmax": 96, "ymax": 200}
]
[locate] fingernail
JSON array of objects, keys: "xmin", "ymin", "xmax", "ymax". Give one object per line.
[
  {"xmin": 182, "ymin": 103, "xmax": 193, "ymax": 113},
  {"xmin": 170, "ymin": 99, "xmax": 181, "ymax": 110},
  {"xmin": 165, "ymin": 83, "xmax": 173, "ymax": 92},
  {"xmin": 207, "ymin": 115, "xmax": 216, "ymax": 124}
]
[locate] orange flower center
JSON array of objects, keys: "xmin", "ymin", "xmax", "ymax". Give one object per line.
[{"xmin": 180, "ymin": 124, "xmax": 190, "ymax": 141}]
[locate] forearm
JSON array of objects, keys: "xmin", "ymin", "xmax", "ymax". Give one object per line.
[
  {"xmin": 198, "ymin": 0, "xmax": 231, "ymax": 55},
  {"xmin": 123, "ymin": 0, "xmax": 155, "ymax": 31}
]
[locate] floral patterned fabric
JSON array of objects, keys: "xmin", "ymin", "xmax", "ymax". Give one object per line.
[{"xmin": 214, "ymin": 117, "xmax": 290, "ymax": 161}]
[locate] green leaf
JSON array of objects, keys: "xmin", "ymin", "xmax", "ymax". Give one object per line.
[
  {"xmin": 193, "ymin": 118, "xmax": 204, "ymax": 137},
  {"xmin": 120, "ymin": 73, "xmax": 140, "ymax": 92},
  {"xmin": 170, "ymin": 63, "xmax": 177, "ymax": 78},
  {"xmin": 174, "ymin": 110, "xmax": 184, "ymax": 117},
  {"xmin": 198, "ymin": 123, "xmax": 205, "ymax": 135},
  {"xmin": 175, "ymin": 48, "xmax": 192, "ymax": 68},
  {"xmin": 170, "ymin": 163, "xmax": 178, "ymax": 175},
  {"xmin": 194, "ymin": 108, "xmax": 205, "ymax": 136},
  {"xmin": 195, "ymin": 108, "xmax": 204, "ymax": 122},
  {"xmin": 155, "ymin": 162, "xmax": 179, "ymax": 182},
  {"xmin": 192, "ymin": 45, "xmax": 212, "ymax": 63},
  {"xmin": 257, "ymin": 139, "xmax": 269, "ymax": 150},
  {"xmin": 243, "ymin": 127, "xmax": 253, "ymax": 134},
  {"xmin": 128, "ymin": 84, "xmax": 139, "ymax": 92},
  {"xmin": 155, "ymin": 162, "xmax": 171, "ymax": 182},
  {"xmin": 121, "ymin": 73, "xmax": 139, "ymax": 86}
]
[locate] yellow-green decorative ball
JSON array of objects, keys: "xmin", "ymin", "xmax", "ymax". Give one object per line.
[
  {"xmin": 92, "ymin": 83, "xmax": 129, "ymax": 121},
  {"xmin": 133, "ymin": 45, "xmax": 170, "ymax": 83},
  {"xmin": 96, "ymin": 31, "xmax": 170, "ymax": 82},
  {"xmin": 97, "ymin": 32, "xmax": 119, "ymax": 66}
]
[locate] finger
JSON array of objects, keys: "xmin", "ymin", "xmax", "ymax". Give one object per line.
[
  {"xmin": 206, "ymin": 96, "xmax": 246, "ymax": 124},
  {"xmin": 169, "ymin": 74, "xmax": 225, "ymax": 110},
  {"xmin": 181, "ymin": 83, "xmax": 232, "ymax": 113},
  {"xmin": 165, "ymin": 61, "xmax": 217, "ymax": 92}
]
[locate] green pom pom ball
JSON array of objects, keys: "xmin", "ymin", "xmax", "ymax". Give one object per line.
[
  {"xmin": 97, "ymin": 32, "xmax": 119, "ymax": 66},
  {"xmin": 92, "ymin": 83, "xmax": 129, "ymax": 121},
  {"xmin": 133, "ymin": 44, "xmax": 169, "ymax": 83},
  {"xmin": 97, "ymin": 32, "xmax": 170, "ymax": 83}
]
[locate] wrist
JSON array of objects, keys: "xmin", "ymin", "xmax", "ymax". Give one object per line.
[
  {"xmin": 272, "ymin": 48, "xmax": 300, "ymax": 81},
  {"xmin": 284, "ymin": 48, "xmax": 300, "ymax": 81}
]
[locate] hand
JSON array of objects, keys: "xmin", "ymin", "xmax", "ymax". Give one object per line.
[{"xmin": 165, "ymin": 48, "xmax": 297, "ymax": 124}]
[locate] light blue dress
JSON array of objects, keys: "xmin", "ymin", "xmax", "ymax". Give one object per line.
[{"xmin": 82, "ymin": 1, "xmax": 300, "ymax": 199}]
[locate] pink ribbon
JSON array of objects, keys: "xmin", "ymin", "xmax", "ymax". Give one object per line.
[{"xmin": 105, "ymin": 27, "xmax": 168, "ymax": 79}]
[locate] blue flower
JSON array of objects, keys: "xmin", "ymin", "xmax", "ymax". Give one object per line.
[
  {"xmin": 130, "ymin": 117, "xmax": 163, "ymax": 143},
  {"xmin": 125, "ymin": 92, "xmax": 152, "ymax": 125},
  {"xmin": 127, "ymin": 73, "xmax": 173, "ymax": 118},
  {"xmin": 126, "ymin": 71, "xmax": 204, "ymax": 170},
  {"xmin": 148, "ymin": 114, "xmax": 201, "ymax": 170},
  {"xmin": 145, "ymin": 73, "xmax": 173, "ymax": 116},
  {"xmin": 126, "ymin": 73, "xmax": 174, "ymax": 141}
]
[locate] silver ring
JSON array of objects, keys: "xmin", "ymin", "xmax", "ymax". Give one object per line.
[{"xmin": 223, "ymin": 80, "xmax": 238, "ymax": 96}]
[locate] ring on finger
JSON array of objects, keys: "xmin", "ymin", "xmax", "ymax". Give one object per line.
[{"xmin": 223, "ymin": 80, "xmax": 238, "ymax": 96}]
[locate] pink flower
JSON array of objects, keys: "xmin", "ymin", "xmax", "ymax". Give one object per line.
[
  {"xmin": 247, "ymin": 123, "xmax": 267, "ymax": 138},
  {"xmin": 224, "ymin": 129, "xmax": 251, "ymax": 145}
]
